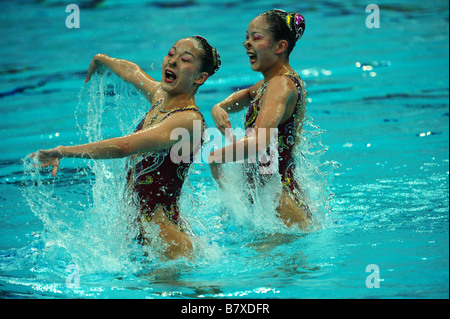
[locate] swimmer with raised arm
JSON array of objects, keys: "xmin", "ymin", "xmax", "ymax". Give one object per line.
[
  {"xmin": 33, "ymin": 36, "xmax": 221, "ymax": 259},
  {"xmin": 209, "ymin": 9, "xmax": 311, "ymax": 229}
]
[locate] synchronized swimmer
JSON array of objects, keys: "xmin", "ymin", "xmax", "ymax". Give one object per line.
[
  {"xmin": 210, "ymin": 9, "xmax": 311, "ymax": 229},
  {"xmin": 34, "ymin": 36, "xmax": 221, "ymax": 259},
  {"xmin": 33, "ymin": 9, "xmax": 310, "ymax": 259}
]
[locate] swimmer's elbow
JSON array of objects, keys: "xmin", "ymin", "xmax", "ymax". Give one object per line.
[
  {"xmin": 110, "ymin": 139, "xmax": 135, "ymax": 158},
  {"xmin": 119, "ymin": 141, "xmax": 136, "ymax": 157}
]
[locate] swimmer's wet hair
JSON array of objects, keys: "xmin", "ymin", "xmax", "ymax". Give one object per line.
[
  {"xmin": 191, "ymin": 36, "xmax": 221, "ymax": 77},
  {"xmin": 259, "ymin": 9, "xmax": 306, "ymax": 56}
]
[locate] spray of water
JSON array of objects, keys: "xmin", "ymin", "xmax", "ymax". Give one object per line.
[
  {"xmin": 293, "ymin": 113, "xmax": 339, "ymax": 229},
  {"xmin": 22, "ymin": 74, "xmax": 149, "ymax": 277},
  {"xmin": 21, "ymin": 72, "xmax": 336, "ymax": 282}
]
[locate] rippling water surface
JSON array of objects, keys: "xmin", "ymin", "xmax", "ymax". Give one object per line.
[{"xmin": 0, "ymin": 0, "xmax": 448, "ymax": 299}]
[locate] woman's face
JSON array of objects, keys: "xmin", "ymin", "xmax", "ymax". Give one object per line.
[
  {"xmin": 161, "ymin": 38, "xmax": 206, "ymax": 94},
  {"xmin": 243, "ymin": 15, "xmax": 279, "ymax": 73}
]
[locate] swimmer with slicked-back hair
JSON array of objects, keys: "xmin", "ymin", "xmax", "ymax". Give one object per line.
[
  {"xmin": 209, "ymin": 9, "xmax": 312, "ymax": 229},
  {"xmin": 33, "ymin": 36, "xmax": 221, "ymax": 259}
]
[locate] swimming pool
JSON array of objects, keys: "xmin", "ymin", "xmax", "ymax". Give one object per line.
[{"xmin": 0, "ymin": 0, "xmax": 448, "ymax": 301}]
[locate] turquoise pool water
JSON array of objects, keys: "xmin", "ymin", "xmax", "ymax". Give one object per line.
[{"xmin": 0, "ymin": 0, "xmax": 448, "ymax": 300}]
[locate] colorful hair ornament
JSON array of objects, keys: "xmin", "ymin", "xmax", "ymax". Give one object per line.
[
  {"xmin": 286, "ymin": 12, "xmax": 305, "ymax": 40},
  {"xmin": 293, "ymin": 13, "xmax": 305, "ymax": 40},
  {"xmin": 272, "ymin": 9, "xmax": 306, "ymax": 40},
  {"xmin": 193, "ymin": 35, "xmax": 221, "ymax": 75}
]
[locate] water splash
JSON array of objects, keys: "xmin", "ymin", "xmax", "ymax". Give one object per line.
[
  {"xmin": 20, "ymin": 72, "xmax": 337, "ymax": 284},
  {"xmin": 178, "ymin": 98, "xmax": 338, "ymax": 272},
  {"xmin": 194, "ymin": 104, "xmax": 338, "ymax": 240},
  {"xmin": 21, "ymin": 74, "xmax": 150, "ymax": 278},
  {"xmin": 293, "ymin": 113, "xmax": 339, "ymax": 229}
]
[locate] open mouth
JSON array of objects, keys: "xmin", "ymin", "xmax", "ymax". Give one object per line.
[
  {"xmin": 247, "ymin": 52, "xmax": 257, "ymax": 64},
  {"xmin": 164, "ymin": 69, "xmax": 177, "ymax": 83}
]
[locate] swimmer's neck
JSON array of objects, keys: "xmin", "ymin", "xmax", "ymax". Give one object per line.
[
  {"xmin": 162, "ymin": 91, "xmax": 196, "ymax": 111},
  {"xmin": 262, "ymin": 61, "xmax": 294, "ymax": 83}
]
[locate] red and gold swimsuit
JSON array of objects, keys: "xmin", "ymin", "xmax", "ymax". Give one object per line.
[
  {"xmin": 127, "ymin": 100, "xmax": 205, "ymax": 233},
  {"xmin": 244, "ymin": 72, "xmax": 311, "ymax": 217}
]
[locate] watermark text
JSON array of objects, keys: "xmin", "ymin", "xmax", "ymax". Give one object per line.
[
  {"xmin": 365, "ymin": 264, "xmax": 381, "ymax": 288},
  {"xmin": 65, "ymin": 4, "xmax": 80, "ymax": 29},
  {"xmin": 366, "ymin": 4, "xmax": 380, "ymax": 28},
  {"xmin": 66, "ymin": 264, "xmax": 80, "ymax": 289},
  {"xmin": 169, "ymin": 121, "xmax": 279, "ymax": 174}
]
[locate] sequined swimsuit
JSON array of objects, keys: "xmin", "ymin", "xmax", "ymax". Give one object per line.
[
  {"xmin": 127, "ymin": 100, "xmax": 204, "ymax": 233},
  {"xmin": 244, "ymin": 72, "xmax": 311, "ymax": 215}
]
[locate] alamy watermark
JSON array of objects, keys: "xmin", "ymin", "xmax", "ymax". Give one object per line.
[
  {"xmin": 65, "ymin": 4, "xmax": 80, "ymax": 29},
  {"xmin": 65, "ymin": 4, "xmax": 379, "ymax": 30},
  {"xmin": 365, "ymin": 264, "xmax": 381, "ymax": 288},
  {"xmin": 66, "ymin": 264, "xmax": 80, "ymax": 289},
  {"xmin": 365, "ymin": 4, "xmax": 380, "ymax": 28},
  {"xmin": 169, "ymin": 120, "xmax": 279, "ymax": 175}
]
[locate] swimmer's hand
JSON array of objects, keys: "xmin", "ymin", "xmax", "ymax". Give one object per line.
[
  {"xmin": 31, "ymin": 147, "xmax": 63, "ymax": 177},
  {"xmin": 85, "ymin": 54, "xmax": 107, "ymax": 83},
  {"xmin": 211, "ymin": 105, "xmax": 235, "ymax": 142}
]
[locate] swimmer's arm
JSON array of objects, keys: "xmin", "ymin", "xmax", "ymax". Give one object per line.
[
  {"xmin": 63, "ymin": 112, "xmax": 202, "ymax": 158},
  {"xmin": 212, "ymin": 89, "xmax": 251, "ymax": 116},
  {"xmin": 211, "ymin": 81, "xmax": 262, "ymax": 136},
  {"xmin": 212, "ymin": 81, "xmax": 262, "ymax": 114},
  {"xmin": 34, "ymin": 111, "xmax": 203, "ymax": 176},
  {"xmin": 85, "ymin": 54, "xmax": 159, "ymax": 99},
  {"xmin": 209, "ymin": 77, "xmax": 294, "ymax": 163},
  {"xmin": 252, "ymin": 76, "xmax": 296, "ymax": 132}
]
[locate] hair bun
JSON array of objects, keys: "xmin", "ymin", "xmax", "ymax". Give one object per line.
[
  {"xmin": 288, "ymin": 13, "xmax": 305, "ymax": 40},
  {"xmin": 261, "ymin": 9, "xmax": 305, "ymax": 55},
  {"xmin": 192, "ymin": 35, "xmax": 221, "ymax": 76},
  {"xmin": 212, "ymin": 47, "xmax": 221, "ymax": 74}
]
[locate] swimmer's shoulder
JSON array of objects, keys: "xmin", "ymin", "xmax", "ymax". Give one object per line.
[
  {"xmin": 266, "ymin": 74, "xmax": 299, "ymax": 97},
  {"xmin": 248, "ymin": 80, "xmax": 265, "ymax": 100}
]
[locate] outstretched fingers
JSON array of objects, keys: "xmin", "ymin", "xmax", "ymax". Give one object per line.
[
  {"xmin": 30, "ymin": 149, "xmax": 61, "ymax": 177},
  {"xmin": 51, "ymin": 162, "xmax": 59, "ymax": 177}
]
